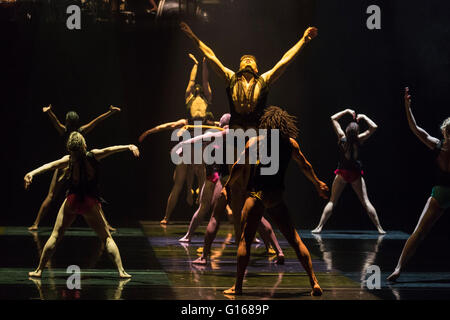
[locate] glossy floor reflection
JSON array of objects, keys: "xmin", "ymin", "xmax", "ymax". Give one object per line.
[{"xmin": 1, "ymin": 223, "xmax": 450, "ymax": 299}]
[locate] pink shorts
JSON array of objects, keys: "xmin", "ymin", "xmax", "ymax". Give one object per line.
[
  {"xmin": 66, "ymin": 194, "xmax": 100, "ymax": 215},
  {"xmin": 206, "ymin": 172, "xmax": 220, "ymax": 184},
  {"xmin": 335, "ymin": 169, "xmax": 364, "ymax": 183}
]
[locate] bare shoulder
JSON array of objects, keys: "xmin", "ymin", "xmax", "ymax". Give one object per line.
[{"xmin": 289, "ymin": 138, "xmax": 300, "ymax": 149}]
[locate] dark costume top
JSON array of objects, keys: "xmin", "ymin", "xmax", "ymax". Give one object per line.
[
  {"xmin": 226, "ymin": 68, "xmax": 269, "ymax": 128},
  {"xmin": 336, "ymin": 137, "xmax": 362, "ymax": 172},
  {"xmin": 434, "ymin": 140, "xmax": 450, "ymax": 187},
  {"xmin": 249, "ymin": 135, "xmax": 293, "ymax": 192},
  {"xmin": 66, "ymin": 152, "xmax": 102, "ymax": 201}
]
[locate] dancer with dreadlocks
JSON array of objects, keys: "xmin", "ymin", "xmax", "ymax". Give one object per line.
[
  {"xmin": 387, "ymin": 88, "xmax": 450, "ymax": 281},
  {"xmin": 174, "ymin": 114, "xmax": 284, "ymax": 264},
  {"xmin": 29, "ymin": 104, "xmax": 121, "ymax": 231},
  {"xmin": 180, "ymin": 21, "xmax": 318, "ymax": 241},
  {"xmin": 312, "ymin": 108, "xmax": 385, "ymax": 234},
  {"xmin": 25, "ymin": 132, "xmax": 139, "ymax": 278},
  {"xmin": 139, "ymin": 54, "xmax": 215, "ymax": 224},
  {"xmin": 223, "ymin": 106, "xmax": 329, "ymax": 296}
]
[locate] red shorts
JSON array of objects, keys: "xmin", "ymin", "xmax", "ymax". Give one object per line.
[
  {"xmin": 206, "ymin": 172, "xmax": 220, "ymax": 183},
  {"xmin": 66, "ymin": 194, "xmax": 100, "ymax": 215},
  {"xmin": 334, "ymin": 169, "xmax": 364, "ymax": 183}
]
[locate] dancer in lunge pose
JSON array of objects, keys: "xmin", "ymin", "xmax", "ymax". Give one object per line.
[
  {"xmin": 223, "ymin": 106, "xmax": 329, "ymax": 296},
  {"xmin": 29, "ymin": 104, "xmax": 121, "ymax": 231},
  {"xmin": 387, "ymin": 88, "xmax": 450, "ymax": 282},
  {"xmin": 25, "ymin": 132, "xmax": 139, "ymax": 278},
  {"xmin": 312, "ymin": 108, "xmax": 385, "ymax": 234},
  {"xmin": 139, "ymin": 54, "xmax": 214, "ymax": 224}
]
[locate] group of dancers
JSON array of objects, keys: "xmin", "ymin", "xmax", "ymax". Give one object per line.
[{"xmin": 23, "ymin": 22, "xmax": 450, "ymax": 297}]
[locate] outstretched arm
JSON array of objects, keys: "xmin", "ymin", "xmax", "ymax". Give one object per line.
[
  {"xmin": 290, "ymin": 138, "xmax": 328, "ymax": 199},
  {"xmin": 180, "ymin": 22, "xmax": 234, "ymax": 82},
  {"xmin": 261, "ymin": 27, "xmax": 318, "ymax": 86},
  {"xmin": 24, "ymin": 155, "xmax": 70, "ymax": 189},
  {"xmin": 79, "ymin": 105, "xmax": 121, "ymax": 134},
  {"xmin": 404, "ymin": 87, "xmax": 440, "ymax": 149},
  {"xmin": 185, "ymin": 54, "xmax": 199, "ymax": 101},
  {"xmin": 91, "ymin": 144, "xmax": 140, "ymax": 161},
  {"xmin": 172, "ymin": 128, "xmax": 228, "ymax": 155},
  {"xmin": 43, "ymin": 104, "xmax": 66, "ymax": 136},
  {"xmin": 331, "ymin": 109, "xmax": 355, "ymax": 140},
  {"xmin": 357, "ymin": 114, "xmax": 378, "ymax": 143},
  {"xmin": 202, "ymin": 57, "xmax": 212, "ymax": 103},
  {"xmin": 139, "ymin": 119, "xmax": 188, "ymax": 143}
]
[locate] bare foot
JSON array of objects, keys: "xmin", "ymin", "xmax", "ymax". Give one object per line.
[
  {"xmin": 311, "ymin": 227, "xmax": 322, "ymax": 234},
  {"xmin": 378, "ymin": 228, "xmax": 387, "ymax": 235},
  {"xmin": 29, "ymin": 270, "xmax": 42, "ymax": 278},
  {"xmin": 28, "ymin": 225, "xmax": 38, "ymax": 231},
  {"xmin": 179, "ymin": 235, "xmax": 191, "ymax": 243},
  {"xmin": 387, "ymin": 269, "xmax": 401, "ymax": 282},
  {"xmin": 223, "ymin": 285, "xmax": 242, "ymax": 295},
  {"xmin": 274, "ymin": 254, "xmax": 285, "ymax": 265},
  {"xmin": 311, "ymin": 283, "xmax": 323, "ymax": 296},
  {"xmin": 192, "ymin": 256, "xmax": 207, "ymax": 265},
  {"xmin": 108, "ymin": 225, "xmax": 117, "ymax": 232},
  {"xmin": 160, "ymin": 219, "xmax": 168, "ymax": 225},
  {"xmin": 119, "ymin": 270, "xmax": 132, "ymax": 279}
]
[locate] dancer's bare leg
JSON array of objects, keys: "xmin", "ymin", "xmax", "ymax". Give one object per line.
[
  {"xmin": 179, "ymin": 180, "xmax": 215, "ymax": 242},
  {"xmin": 193, "ymin": 188, "xmax": 228, "ymax": 264},
  {"xmin": 29, "ymin": 169, "xmax": 65, "ymax": 231},
  {"xmin": 83, "ymin": 205, "xmax": 131, "ymax": 278},
  {"xmin": 186, "ymin": 165, "xmax": 194, "ymax": 206},
  {"xmin": 351, "ymin": 177, "xmax": 386, "ymax": 234},
  {"xmin": 312, "ymin": 175, "xmax": 347, "ymax": 233},
  {"xmin": 268, "ymin": 201, "xmax": 322, "ymax": 296},
  {"xmin": 99, "ymin": 206, "xmax": 116, "ymax": 232},
  {"xmin": 387, "ymin": 197, "xmax": 443, "ymax": 281},
  {"xmin": 29, "ymin": 199, "xmax": 76, "ymax": 277},
  {"xmin": 161, "ymin": 164, "xmax": 188, "ymax": 224},
  {"xmin": 257, "ymin": 217, "xmax": 285, "ymax": 264},
  {"xmin": 224, "ymin": 196, "xmax": 264, "ymax": 295}
]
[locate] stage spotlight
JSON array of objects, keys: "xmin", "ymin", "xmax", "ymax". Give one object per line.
[{"xmin": 156, "ymin": 0, "xmax": 208, "ymax": 22}]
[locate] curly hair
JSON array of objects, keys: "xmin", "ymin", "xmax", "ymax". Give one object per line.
[
  {"xmin": 66, "ymin": 131, "xmax": 86, "ymax": 153},
  {"xmin": 258, "ymin": 106, "xmax": 299, "ymax": 139},
  {"xmin": 440, "ymin": 117, "xmax": 450, "ymax": 136}
]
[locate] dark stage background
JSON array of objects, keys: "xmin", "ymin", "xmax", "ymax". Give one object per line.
[{"xmin": 1, "ymin": 0, "xmax": 449, "ymax": 236}]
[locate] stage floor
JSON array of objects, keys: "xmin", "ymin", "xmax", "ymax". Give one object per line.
[{"xmin": 1, "ymin": 222, "xmax": 450, "ymax": 300}]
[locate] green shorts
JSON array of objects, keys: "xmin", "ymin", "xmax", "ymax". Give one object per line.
[{"xmin": 431, "ymin": 186, "xmax": 450, "ymax": 210}]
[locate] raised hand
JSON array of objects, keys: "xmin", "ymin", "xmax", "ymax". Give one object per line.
[
  {"xmin": 110, "ymin": 105, "xmax": 121, "ymax": 113},
  {"xmin": 356, "ymin": 114, "xmax": 366, "ymax": 122},
  {"xmin": 345, "ymin": 108, "xmax": 356, "ymax": 119},
  {"xmin": 404, "ymin": 87, "xmax": 411, "ymax": 109},
  {"xmin": 189, "ymin": 53, "xmax": 198, "ymax": 65},
  {"xmin": 129, "ymin": 145, "xmax": 140, "ymax": 157},
  {"xmin": 180, "ymin": 22, "xmax": 194, "ymax": 38},
  {"xmin": 42, "ymin": 104, "xmax": 52, "ymax": 113},
  {"xmin": 316, "ymin": 181, "xmax": 329, "ymax": 199},
  {"xmin": 303, "ymin": 27, "xmax": 318, "ymax": 43},
  {"xmin": 24, "ymin": 173, "xmax": 33, "ymax": 190}
]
